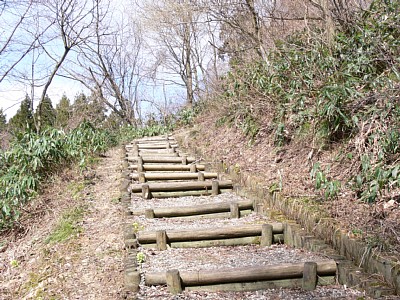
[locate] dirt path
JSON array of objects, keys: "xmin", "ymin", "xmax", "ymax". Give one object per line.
[{"xmin": 0, "ymin": 148, "xmax": 126, "ymax": 299}]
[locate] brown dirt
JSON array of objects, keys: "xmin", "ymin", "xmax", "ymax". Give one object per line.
[{"xmin": 0, "ymin": 148, "xmax": 126, "ymax": 300}]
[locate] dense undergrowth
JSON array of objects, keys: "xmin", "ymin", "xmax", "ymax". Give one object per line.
[
  {"xmin": 206, "ymin": 0, "xmax": 400, "ymax": 203},
  {"xmin": 0, "ymin": 121, "xmax": 171, "ymax": 231}
]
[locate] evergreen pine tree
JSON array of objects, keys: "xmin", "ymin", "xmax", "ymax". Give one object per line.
[
  {"xmin": 55, "ymin": 94, "xmax": 72, "ymax": 129},
  {"xmin": 36, "ymin": 94, "xmax": 56, "ymax": 130},
  {"xmin": 0, "ymin": 109, "xmax": 7, "ymax": 132},
  {"xmin": 8, "ymin": 94, "xmax": 34, "ymax": 134},
  {"xmin": 72, "ymin": 93, "xmax": 106, "ymax": 126}
]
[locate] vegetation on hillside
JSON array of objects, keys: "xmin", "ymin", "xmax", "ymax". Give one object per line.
[
  {"xmin": 0, "ymin": 90, "xmax": 175, "ymax": 231},
  {"xmin": 207, "ymin": 0, "xmax": 399, "ymax": 203}
]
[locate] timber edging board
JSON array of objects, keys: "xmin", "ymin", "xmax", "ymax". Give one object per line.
[
  {"xmin": 145, "ymin": 260, "xmax": 337, "ymax": 292},
  {"xmin": 136, "ymin": 223, "xmax": 283, "ymax": 249},
  {"xmin": 130, "ymin": 199, "xmax": 254, "ymax": 217},
  {"xmin": 121, "ymin": 143, "xmax": 140, "ymax": 294},
  {"xmin": 174, "ymin": 133, "xmax": 398, "ymax": 297}
]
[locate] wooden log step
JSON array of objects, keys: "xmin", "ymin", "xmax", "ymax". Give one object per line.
[
  {"xmin": 137, "ymin": 143, "xmax": 178, "ymax": 149},
  {"xmin": 184, "ymin": 276, "xmax": 336, "ymax": 292},
  {"xmin": 132, "ymin": 188, "xmax": 233, "ymax": 199},
  {"xmin": 131, "ymin": 199, "xmax": 254, "ymax": 217},
  {"xmin": 162, "ymin": 209, "xmax": 253, "ymax": 220},
  {"xmin": 131, "ymin": 180, "xmax": 232, "ymax": 193},
  {"xmin": 131, "ymin": 172, "xmax": 218, "ymax": 181},
  {"xmin": 137, "ymin": 223, "xmax": 283, "ymax": 244},
  {"xmin": 127, "ymin": 156, "xmax": 197, "ymax": 164},
  {"xmin": 129, "ymin": 164, "xmax": 206, "ymax": 172},
  {"xmin": 135, "ymin": 137, "xmax": 175, "ymax": 143},
  {"xmin": 145, "ymin": 260, "xmax": 337, "ymax": 286},
  {"xmin": 141, "ymin": 234, "xmax": 284, "ymax": 249},
  {"xmin": 129, "ymin": 152, "xmax": 180, "ymax": 158},
  {"xmin": 138, "ymin": 149, "xmax": 176, "ymax": 154}
]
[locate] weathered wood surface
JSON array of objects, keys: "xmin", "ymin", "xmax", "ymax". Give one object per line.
[
  {"xmin": 129, "ymin": 164, "xmax": 206, "ymax": 171},
  {"xmin": 130, "ymin": 172, "xmax": 218, "ymax": 181},
  {"xmin": 127, "ymin": 156, "xmax": 197, "ymax": 164},
  {"xmin": 136, "ymin": 143, "xmax": 176, "ymax": 149},
  {"xmin": 131, "ymin": 180, "xmax": 233, "ymax": 192},
  {"xmin": 145, "ymin": 260, "xmax": 337, "ymax": 286},
  {"xmin": 136, "ymin": 149, "xmax": 176, "ymax": 154},
  {"xmin": 166, "ymin": 269, "xmax": 183, "ymax": 294},
  {"xmin": 140, "ymin": 234, "xmax": 284, "ymax": 249},
  {"xmin": 130, "ymin": 199, "xmax": 254, "ymax": 217},
  {"xmin": 137, "ymin": 223, "xmax": 284, "ymax": 244},
  {"xmin": 185, "ymin": 276, "xmax": 336, "ymax": 292},
  {"xmin": 303, "ymin": 262, "xmax": 318, "ymax": 290},
  {"xmin": 132, "ymin": 189, "xmax": 233, "ymax": 198}
]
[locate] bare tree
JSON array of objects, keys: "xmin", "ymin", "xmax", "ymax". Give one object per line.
[
  {"xmin": 35, "ymin": 0, "xmax": 101, "ymax": 131},
  {"xmin": 64, "ymin": 3, "xmax": 145, "ymax": 125},
  {"xmin": 0, "ymin": 0, "xmax": 41, "ymax": 83},
  {"xmin": 139, "ymin": 0, "xmax": 215, "ymax": 107}
]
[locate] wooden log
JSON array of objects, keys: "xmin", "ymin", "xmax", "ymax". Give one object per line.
[
  {"xmin": 131, "ymin": 199, "xmax": 253, "ymax": 218},
  {"xmin": 198, "ymin": 172, "xmax": 205, "ymax": 181},
  {"xmin": 132, "ymin": 188, "xmax": 233, "ymax": 199},
  {"xmin": 185, "ymin": 276, "xmax": 336, "ymax": 292},
  {"xmin": 166, "ymin": 270, "xmax": 183, "ymax": 294},
  {"xmin": 145, "ymin": 260, "xmax": 337, "ymax": 286},
  {"xmin": 128, "ymin": 156, "xmax": 197, "ymax": 164},
  {"xmin": 130, "ymin": 172, "xmax": 218, "ymax": 181},
  {"xmin": 129, "ymin": 164, "xmax": 206, "ymax": 172},
  {"xmin": 156, "ymin": 230, "xmax": 167, "ymax": 251},
  {"xmin": 303, "ymin": 262, "xmax": 317, "ymax": 290},
  {"xmin": 137, "ymin": 223, "xmax": 284, "ymax": 244},
  {"xmin": 136, "ymin": 136, "xmax": 174, "ymax": 142},
  {"xmin": 181, "ymin": 156, "xmax": 187, "ymax": 165},
  {"xmin": 138, "ymin": 152, "xmax": 180, "ymax": 157},
  {"xmin": 261, "ymin": 224, "xmax": 273, "ymax": 247},
  {"xmin": 141, "ymin": 235, "xmax": 284, "ymax": 249},
  {"xmin": 137, "ymin": 143, "xmax": 172, "ymax": 149},
  {"xmin": 131, "ymin": 180, "xmax": 233, "ymax": 193},
  {"xmin": 230, "ymin": 202, "xmax": 239, "ymax": 219},
  {"xmin": 145, "ymin": 209, "xmax": 155, "ymax": 219},
  {"xmin": 212, "ymin": 180, "xmax": 219, "ymax": 196},
  {"xmin": 142, "ymin": 184, "xmax": 151, "ymax": 199},
  {"xmin": 124, "ymin": 270, "xmax": 141, "ymax": 292},
  {"xmin": 138, "ymin": 148, "xmax": 176, "ymax": 154},
  {"xmin": 137, "ymin": 157, "xmax": 143, "ymax": 173},
  {"xmin": 168, "ymin": 210, "xmax": 253, "ymax": 221},
  {"xmin": 138, "ymin": 172, "xmax": 146, "ymax": 183}
]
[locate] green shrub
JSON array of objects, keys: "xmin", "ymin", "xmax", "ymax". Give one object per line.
[{"xmin": 0, "ymin": 121, "xmax": 116, "ymax": 230}]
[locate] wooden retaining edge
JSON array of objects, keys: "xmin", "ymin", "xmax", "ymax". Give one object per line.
[
  {"xmin": 130, "ymin": 172, "xmax": 218, "ymax": 181},
  {"xmin": 127, "ymin": 156, "xmax": 197, "ymax": 164},
  {"xmin": 145, "ymin": 260, "xmax": 337, "ymax": 287},
  {"xmin": 129, "ymin": 152, "xmax": 180, "ymax": 157},
  {"xmin": 136, "ymin": 144, "xmax": 177, "ymax": 149},
  {"xmin": 121, "ymin": 144, "xmax": 140, "ymax": 294},
  {"xmin": 215, "ymin": 162, "xmax": 398, "ymax": 296},
  {"xmin": 140, "ymin": 234, "xmax": 284, "ymax": 249},
  {"xmin": 184, "ymin": 276, "xmax": 336, "ymax": 292},
  {"xmin": 137, "ymin": 223, "xmax": 283, "ymax": 244},
  {"xmin": 131, "ymin": 180, "xmax": 233, "ymax": 192},
  {"xmin": 174, "ymin": 134, "xmax": 397, "ymax": 297},
  {"xmin": 132, "ymin": 189, "xmax": 233, "ymax": 199},
  {"xmin": 131, "ymin": 199, "xmax": 254, "ymax": 217},
  {"xmin": 128, "ymin": 164, "xmax": 206, "ymax": 172},
  {"xmin": 136, "ymin": 148, "xmax": 177, "ymax": 154}
]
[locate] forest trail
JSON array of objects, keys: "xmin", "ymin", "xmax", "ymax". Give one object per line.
[{"xmin": 0, "ymin": 148, "xmax": 126, "ymax": 299}]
